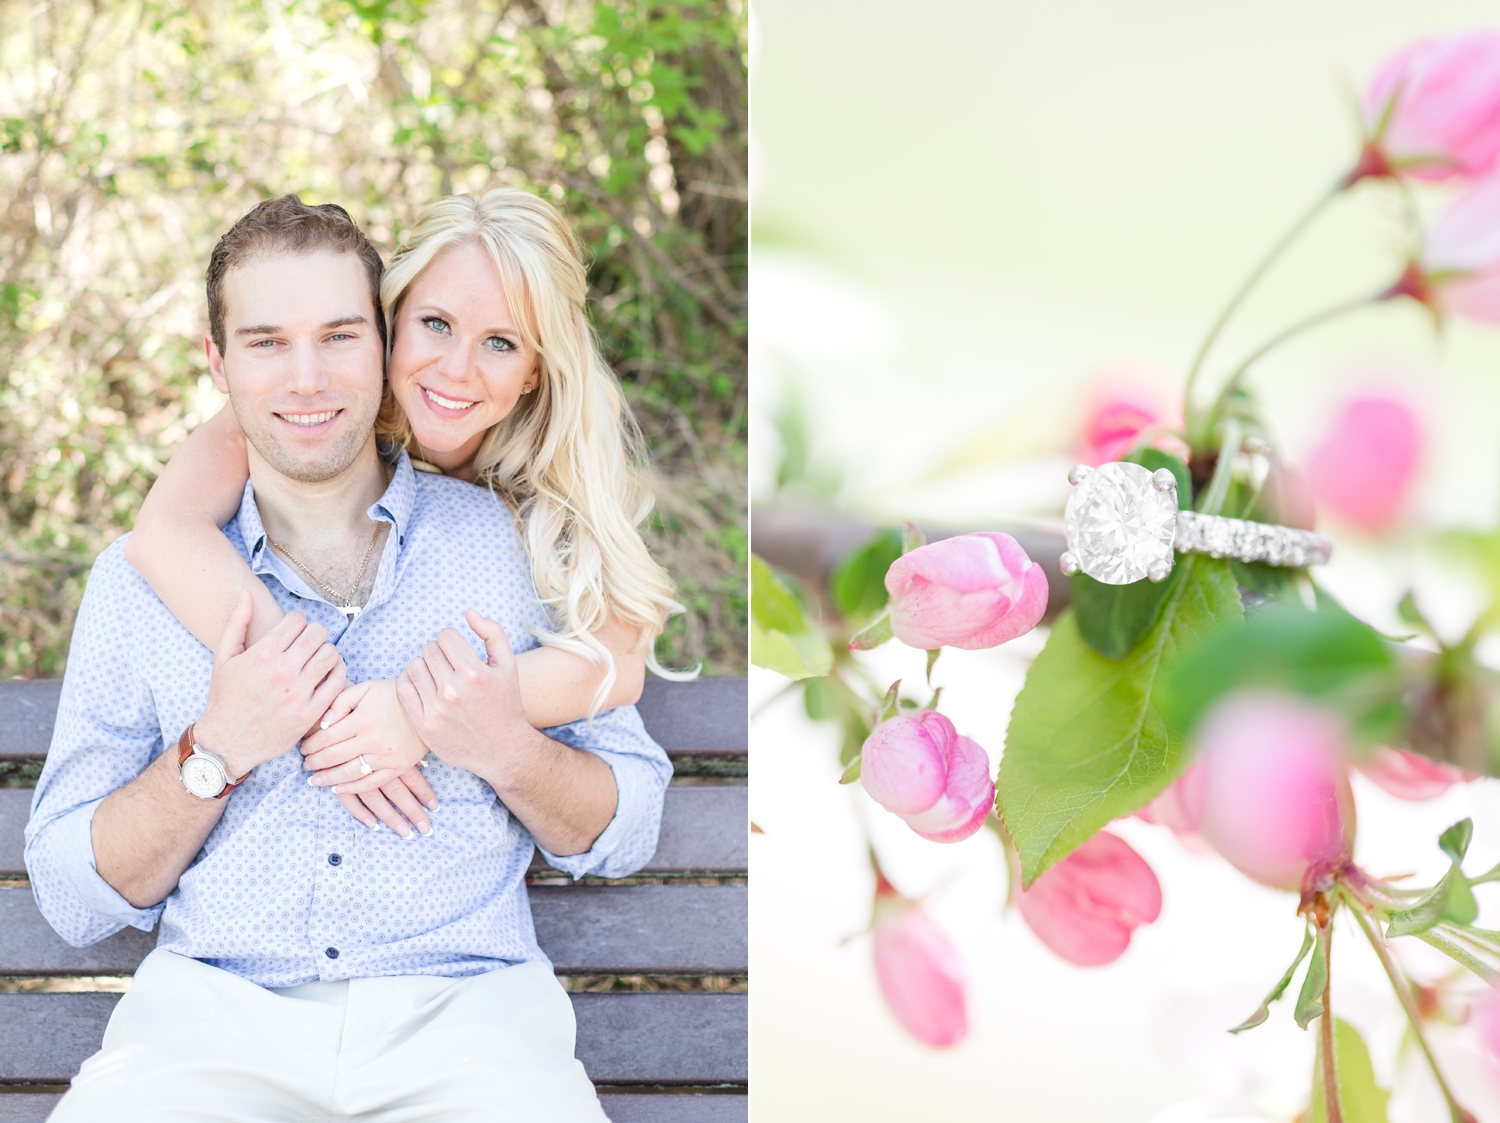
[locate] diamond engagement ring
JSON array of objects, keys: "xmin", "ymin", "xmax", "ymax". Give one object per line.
[
  {"xmin": 356, "ymin": 754, "xmax": 374, "ymax": 776},
  {"xmin": 1061, "ymin": 461, "xmax": 1332, "ymax": 586}
]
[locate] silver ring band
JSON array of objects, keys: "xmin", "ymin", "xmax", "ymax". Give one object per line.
[
  {"xmin": 356, "ymin": 754, "xmax": 373, "ymax": 776},
  {"xmin": 1172, "ymin": 510, "xmax": 1331, "ymax": 568}
]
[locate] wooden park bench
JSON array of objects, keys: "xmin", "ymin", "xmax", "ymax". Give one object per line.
[{"xmin": 0, "ymin": 676, "xmax": 747, "ymax": 1123}]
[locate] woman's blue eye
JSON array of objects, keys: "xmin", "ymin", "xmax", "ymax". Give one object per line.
[
  {"xmin": 485, "ymin": 336, "xmax": 515, "ymax": 352},
  {"xmin": 423, "ymin": 317, "xmax": 451, "ymax": 334}
]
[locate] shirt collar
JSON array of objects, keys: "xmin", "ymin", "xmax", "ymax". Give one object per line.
[{"xmin": 236, "ymin": 448, "xmax": 417, "ymax": 572}]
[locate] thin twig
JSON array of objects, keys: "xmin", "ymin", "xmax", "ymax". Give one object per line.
[{"xmin": 1319, "ymin": 922, "xmax": 1344, "ymax": 1123}]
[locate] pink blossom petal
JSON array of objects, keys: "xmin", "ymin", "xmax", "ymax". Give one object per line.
[
  {"xmin": 1306, "ymin": 394, "xmax": 1421, "ymax": 534},
  {"xmin": 1016, "ymin": 830, "xmax": 1162, "ymax": 967},
  {"xmin": 860, "ymin": 712, "xmax": 955, "ymax": 816},
  {"xmin": 887, "ymin": 533, "xmax": 1048, "ymax": 651},
  {"xmin": 873, "ymin": 898, "xmax": 969, "ymax": 1047},
  {"xmin": 1356, "ymin": 746, "xmax": 1474, "ymax": 801}
]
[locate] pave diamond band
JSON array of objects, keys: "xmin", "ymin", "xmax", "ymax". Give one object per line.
[
  {"xmin": 1172, "ymin": 510, "xmax": 1331, "ymax": 568},
  {"xmin": 1061, "ymin": 460, "xmax": 1332, "ymax": 586}
]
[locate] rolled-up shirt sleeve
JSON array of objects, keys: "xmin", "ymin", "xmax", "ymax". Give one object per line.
[
  {"xmin": 536, "ymin": 705, "xmax": 673, "ymax": 879},
  {"xmin": 24, "ymin": 543, "xmax": 170, "ymax": 946}
]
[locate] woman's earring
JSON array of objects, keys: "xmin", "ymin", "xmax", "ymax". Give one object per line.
[{"xmin": 521, "ymin": 383, "xmax": 534, "ymax": 394}]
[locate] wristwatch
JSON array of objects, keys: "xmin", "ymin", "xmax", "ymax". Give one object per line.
[{"xmin": 177, "ymin": 724, "xmax": 246, "ymax": 800}]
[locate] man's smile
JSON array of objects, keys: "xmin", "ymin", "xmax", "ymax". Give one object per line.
[{"xmin": 275, "ymin": 409, "xmax": 344, "ymax": 430}]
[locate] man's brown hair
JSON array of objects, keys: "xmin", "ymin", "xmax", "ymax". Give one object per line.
[{"xmin": 206, "ymin": 195, "xmax": 386, "ymax": 353}]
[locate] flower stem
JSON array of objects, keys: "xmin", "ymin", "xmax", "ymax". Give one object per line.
[
  {"xmin": 1318, "ymin": 922, "xmax": 1344, "ymax": 1123},
  {"xmin": 1201, "ymin": 291, "xmax": 1378, "ymax": 442},
  {"xmin": 1348, "ymin": 902, "xmax": 1475, "ymax": 1123},
  {"xmin": 1197, "ymin": 419, "xmax": 1242, "ymax": 517},
  {"xmin": 1183, "ymin": 184, "xmax": 1341, "ymax": 441}
]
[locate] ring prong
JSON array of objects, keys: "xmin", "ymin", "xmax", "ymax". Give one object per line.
[
  {"xmin": 1152, "ymin": 468, "xmax": 1177, "ymax": 493},
  {"xmin": 1067, "ymin": 464, "xmax": 1092, "ymax": 486},
  {"xmin": 1147, "ymin": 558, "xmax": 1172, "ymax": 583},
  {"xmin": 1060, "ymin": 551, "xmax": 1081, "ymax": 576}
]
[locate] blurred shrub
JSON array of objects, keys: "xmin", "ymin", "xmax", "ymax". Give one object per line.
[{"xmin": 0, "ymin": 0, "xmax": 746, "ymax": 677}]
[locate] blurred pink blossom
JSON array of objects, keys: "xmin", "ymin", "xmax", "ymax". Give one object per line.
[
  {"xmin": 1401, "ymin": 172, "xmax": 1500, "ymax": 323},
  {"xmin": 872, "ymin": 872, "xmax": 969, "ymax": 1047},
  {"xmin": 1355, "ymin": 746, "xmax": 1475, "ymax": 801},
  {"xmin": 1135, "ymin": 760, "xmax": 1208, "ymax": 835},
  {"xmin": 884, "ymin": 532, "xmax": 1047, "ymax": 651},
  {"xmin": 861, "ymin": 711, "xmax": 994, "ymax": 843},
  {"xmin": 1305, "ymin": 393, "xmax": 1421, "ymax": 533},
  {"xmin": 1078, "ymin": 364, "xmax": 1183, "ymax": 465},
  {"xmin": 1016, "ymin": 830, "xmax": 1163, "ymax": 967},
  {"xmin": 1356, "ymin": 32, "xmax": 1500, "ymax": 182},
  {"xmin": 1195, "ymin": 692, "xmax": 1356, "ymax": 891},
  {"xmin": 1475, "ymin": 987, "xmax": 1500, "ymax": 1071}
]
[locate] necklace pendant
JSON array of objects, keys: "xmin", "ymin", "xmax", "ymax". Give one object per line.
[{"xmin": 341, "ymin": 605, "xmax": 361, "ymax": 622}]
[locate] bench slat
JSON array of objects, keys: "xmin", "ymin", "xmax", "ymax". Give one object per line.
[
  {"xmin": 2, "ymin": 786, "xmax": 746, "ymax": 880},
  {"xmin": 0, "ymin": 679, "xmax": 747, "ymax": 763},
  {"xmin": 0, "ymin": 1094, "xmax": 747, "ymax": 1123},
  {"xmin": 0, "ymin": 885, "xmax": 746, "ymax": 976},
  {"xmin": 0, "ymin": 991, "xmax": 747, "ymax": 1086}
]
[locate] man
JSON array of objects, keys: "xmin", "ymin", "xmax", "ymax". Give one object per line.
[{"xmin": 25, "ymin": 196, "xmax": 669, "ymax": 1121}]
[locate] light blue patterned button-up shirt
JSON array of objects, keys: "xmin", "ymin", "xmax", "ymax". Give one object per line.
[{"xmin": 25, "ymin": 452, "xmax": 671, "ymax": 987}]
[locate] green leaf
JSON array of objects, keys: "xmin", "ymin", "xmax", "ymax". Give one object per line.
[
  {"xmin": 750, "ymin": 619, "xmax": 834, "ymax": 680},
  {"xmin": 839, "ymin": 755, "xmax": 862, "ymax": 784},
  {"xmin": 998, "ymin": 555, "xmax": 1243, "ymax": 885},
  {"xmin": 1295, "ymin": 933, "xmax": 1328, "ymax": 1030},
  {"xmin": 1230, "ymin": 559, "xmax": 1301, "ymax": 602},
  {"xmin": 751, "ymin": 555, "xmax": 808, "ymax": 634},
  {"xmin": 1387, "ymin": 870, "xmax": 1460, "ymax": 938},
  {"xmin": 1310, "ymin": 1019, "xmax": 1391, "ymax": 1123},
  {"xmin": 926, "ymin": 648, "xmax": 941, "ymax": 685},
  {"xmin": 878, "ymin": 680, "xmax": 901, "ymax": 723},
  {"xmin": 804, "ymin": 676, "xmax": 837, "ymax": 721},
  {"xmin": 830, "ymin": 528, "xmax": 903, "ymax": 623},
  {"xmin": 848, "ymin": 610, "xmax": 894, "ymax": 651},
  {"xmin": 1230, "ymin": 927, "xmax": 1315, "ymax": 1033},
  {"xmin": 1071, "ymin": 566, "xmax": 1182, "ymax": 659},
  {"xmin": 1156, "ymin": 603, "xmax": 1395, "ymax": 738},
  {"xmin": 901, "ymin": 522, "xmax": 926, "ymax": 555},
  {"xmin": 1440, "ymin": 818, "xmax": 1474, "ymax": 865}
]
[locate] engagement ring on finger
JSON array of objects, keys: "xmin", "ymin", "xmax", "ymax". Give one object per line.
[
  {"xmin": 1061, "ymin": 461, "xmax": 1332, "ymax": 586},
  {"xmin": 356, "ymin": 754, "xmax": 373, "ymax": 776}
]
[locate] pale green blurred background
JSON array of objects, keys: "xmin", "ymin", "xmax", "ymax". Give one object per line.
[{"xmin": 751, "ymin": 2, "xmax": 1500, "ymax": 1121}]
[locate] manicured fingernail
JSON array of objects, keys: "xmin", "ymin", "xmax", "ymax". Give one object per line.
[
  {"xmin": 364, "ymin": 819, "xmax": 379, "ymax": 830},
  {"xmin": 320, "ymin": 720, "xmax": 330, "ymax": 730},
  {"xmin": 418, "ymin": 823, "xmax": 433, "ymax": 837},
  {"xmin": 306, "ymin": 775, "xmax": 318, "ymax": 786},
  {"xmin": 401, "ymin": 828, "xmax": 415, "ymax": 841},
  {"xmin": 425, "ymin": 801, "xmax": 439, "ymax": 812},
  {"xmin": 331, "ymin": 785, "xmax": 344, "ymax": 794}
]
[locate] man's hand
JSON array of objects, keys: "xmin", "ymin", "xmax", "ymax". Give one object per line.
[
  {"xmin": 395, "ymin": 609, "xmax": 532, "ymax": 782},
  {"xmin": 194, "ymin": 591, "xmax": 346, "ymax": 778},
  {"xmin": 302, "ymin": 679, "xmax": 439, "ymax": 838}
]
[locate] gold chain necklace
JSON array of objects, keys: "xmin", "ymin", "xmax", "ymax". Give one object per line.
[{"xmin": 265, "ymin": 517, "xmax": 383, "ymax": 621}]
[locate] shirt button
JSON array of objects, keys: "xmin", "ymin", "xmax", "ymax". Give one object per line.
[
  {"xmin": 328, "ymin": 853, "xmax": 342, "ymax": 866},
  {"xmin": 325, "ymin": 947, "xmax": 339, "ymax": 959}
]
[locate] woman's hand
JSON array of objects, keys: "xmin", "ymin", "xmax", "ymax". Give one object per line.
[
  {"xmin": 396, "ymin": 609, "xmax": 535, "ymax": 785},
  {"xmin": 303, "ymin": 679, "xmax": 439, "ymax": 837}
]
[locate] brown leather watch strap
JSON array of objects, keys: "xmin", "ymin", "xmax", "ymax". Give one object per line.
[{"xmin": 178, "ymin": 723, "xmax": 244, "ymax": 800}]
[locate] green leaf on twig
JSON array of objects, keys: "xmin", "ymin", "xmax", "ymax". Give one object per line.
[
  {"xmin": 1387, "ymin": 820, "xmax": 1480, "ymax": 937},
  {"xmin": 1295, "ymin": 933, "xmax": 1328, "ymax": 1030},
  {"xmin": 830, "ymin": 528, "xmax": 903, "ymax": 624},
  {"xmin": 1230, "ymin": 927, "xmax": 1315, "ymax": 1034},
  {"xmin": 998, "ymin": 554, "xmax": 1242, "ymax": 885},
  {"xmin": 1310, "ymin": 1019, "xmax": 1390, "ymax": 1123},
  {"xmin": 1440, "ymin": 818, "xmax": 1474, "ymax": 865},
  {"xmin": 750, "ymin": 556, "xmax": 833, "ymax": 680},
  {"xmin": 848, "ymin": 610, "xmax": 894, "ymax": 651}
]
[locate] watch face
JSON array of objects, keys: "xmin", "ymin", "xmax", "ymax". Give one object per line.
[{"xmin": 182, "ymin": 754, "xmax": 225, "ymax": 798}]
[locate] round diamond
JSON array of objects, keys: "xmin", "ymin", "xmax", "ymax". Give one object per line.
[{"xmin": 1063, "ymin": 462, "xmax": 1179, "ymax": 585}]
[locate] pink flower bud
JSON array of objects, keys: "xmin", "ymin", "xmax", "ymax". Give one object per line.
[
  {"xmin": 885, "ymin": 532, "xmax": 1048, "ymax": 651},
  {"xmin": 1407, "ymin": 172, "xmax": 1500, "ymax": 323},
  {"xmin": 1194, "ymin": 692, "xmax": 1356, "ymax": 891},
  {"xmin": 1358, "ymin": 32, "xmax": 1500, "ymax": 182},
  {"xmin": 872, "ymin": 873, "xmax": 968, "ymax": 1047},
  {"xmin": 1078, "ymin": 363, "xmax": 1182, "ymax": 466},
  {"xmin": 861, "ymin": 711, "xmax": 994, "ymax": 843},
  {"xmin": 1305, "ymin": 394, "xmax": 1421, "ymax": 533},
  {"xmin": 1015, "ymin": 830, "xmax": 1162, "ymax": 967},
  {"xmin": 1355, "ymin": 746, "xmax": 1475, "ymax": 802},
  {"xmin": 1134, "ymin": 760, "xmax": 1208, "ymax": 835}
]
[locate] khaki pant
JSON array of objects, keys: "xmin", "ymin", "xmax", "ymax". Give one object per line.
[{"xmin": 51, "ymin": 950, "xmax": 608, "ymax": 1122}]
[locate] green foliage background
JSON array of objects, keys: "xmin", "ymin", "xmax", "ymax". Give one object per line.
[{"xmin": 0, "ymin": 0, "xmax": 746, "ymax": 678}]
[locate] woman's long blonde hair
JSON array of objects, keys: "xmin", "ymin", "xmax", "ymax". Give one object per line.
[{"xmin": 375, "ymin": 188, "xmax": 688, "ymax": 710}]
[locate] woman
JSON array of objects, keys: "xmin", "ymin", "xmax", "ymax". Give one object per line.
[{"xmin": 127, "ymin": 188, "xmax": 683, "ymax": 836}]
